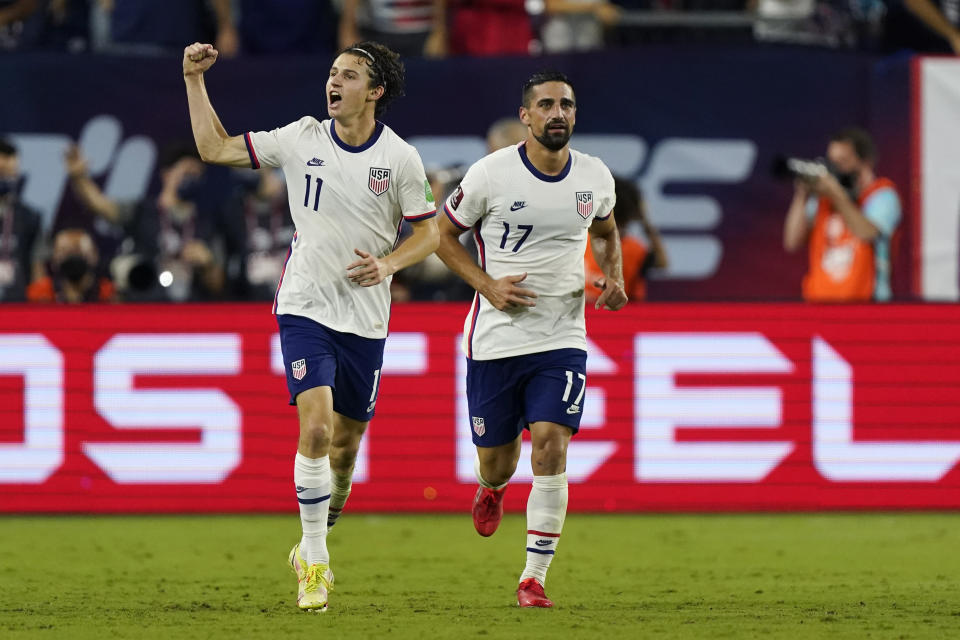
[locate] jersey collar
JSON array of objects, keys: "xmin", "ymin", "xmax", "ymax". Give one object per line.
[
  {"xmin": 330, "ymin": 120, "xmax": 384, "ymax": 153},
  {"xmin": 518, "ymin": 142, "xmax": 572, "ymax": 183}
]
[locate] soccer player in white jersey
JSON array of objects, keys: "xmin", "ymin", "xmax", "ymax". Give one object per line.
[
  {"xmin": 436, "ymin": 71, "xmax": 627, "ymax": 608},
  {"xmin": 182, "ymin": 40, "xmax": 439, "ymax": 612}
]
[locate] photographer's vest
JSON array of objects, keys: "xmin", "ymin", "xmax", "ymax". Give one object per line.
[{"xmin": 803, "ymin": 177, "xmax": 896, "ymax": 302}]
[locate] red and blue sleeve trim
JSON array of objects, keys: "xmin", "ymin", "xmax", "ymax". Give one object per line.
[
  {"xmin": 243, "ymin": 132, "xmax": 260, "ymax": 169},
  {"xmin": 403, "ymin": 209, "xmax": 437, "ymax": 222},
  {"xmin": 444, "ymin": 203, "xmax": 469, "ymax": 230},
  {"xmin": 595, "ymin": 208, "xmax": 613, "ymax": 221}
]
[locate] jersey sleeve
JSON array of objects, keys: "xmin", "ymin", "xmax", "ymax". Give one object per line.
[
  {"xmin": 863, "ymin": 187, "xmax": 901, "ymax": 237},
  {"xmin": 244, "ymin": 119, "xmax": 302, "ymax": 169},
  {"xmin": 443, "ymin": 162, "xmax": 487, "ymax": 230},
  {"xmin": 398, "ymin": 149, "xmax": 437, "ymax": 222},
  {"xmin": 594, "ymin": 166, "xmax": 617, "ymax": 221}
]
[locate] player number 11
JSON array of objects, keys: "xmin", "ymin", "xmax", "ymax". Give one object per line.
[{"xmin": 303, "ymin": 174, "xmax": 324, "ymax": 211}]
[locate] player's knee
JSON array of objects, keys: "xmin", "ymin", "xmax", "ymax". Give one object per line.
[
  {"xmin": 329, "ymin": 439, "xmax": 360, "ymax": 471},
  {"xmin": 531, "ymin": 439, "xmax": 568, "ymax": 475},
  {"xmin": 480, "ymin": 452, "xmax": 518, "ymax": 486},
  {"xmin": 299, "ymin": 414, "xmax": 333, "ymax": 450}
]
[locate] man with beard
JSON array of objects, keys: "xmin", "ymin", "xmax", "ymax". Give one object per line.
[
  {"xmin": 783, "ymin": 127, "xmax": 901, "ymax": 302},
  {"xmin": 436, "ymin": 71, "xmax": 627, "ymax": 608},
  {"xmin": 182, "ymin": 40, "xmax": 438, "ymax": 612}
]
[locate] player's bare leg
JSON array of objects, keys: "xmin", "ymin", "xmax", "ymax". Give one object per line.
[
  {"xmin": 472, "ymin": 436, "xmax": 521, "ymax": 536},
  {"xmin": 327, "ymin": 412, "xmax": 369, "ymax": 528},
  {"xmin": 517, "ymin": 421, "xmax": 571, "ymax": 608},
  {"xmin": 290, "ymin": 386, "xmax": 336, "ymax": 611}
]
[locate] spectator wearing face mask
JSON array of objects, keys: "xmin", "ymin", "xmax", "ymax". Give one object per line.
[
  {"xmin": 27, "ymin": 228, "xmax": 115, "ymax": 303},
  {"xmin": 0, "ymin": 137, "xmax": 43, "ymax": 302},
  {"xmin": 66, "ymin": 141, "xmax": 239, "ymax": 301}
]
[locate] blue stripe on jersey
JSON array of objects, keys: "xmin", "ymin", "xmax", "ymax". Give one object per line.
[
  {"xmin": 444, "ymin": 203, "xmax": 469, "ymax": 230},
  {"xmin": 526, "ymin": 547, "xmax": 555, "ymax": 555},
  {"xmin": 298, "ymin": 493, "xmax": 331, "ymax": 505},
  {"xmin": 404, "ymin": 209, "xmax": 437, "ymax": 221},
  {"xmin": 331, "ymin": 120, "xmax": 385, "ymax": 153},
  {"xmin": 518, "ymin": 142, "xmax": 571, "ymax": 183},
  {"xmin": 243, "ymin": 132, "xmax": 260, "ymax": 169}
]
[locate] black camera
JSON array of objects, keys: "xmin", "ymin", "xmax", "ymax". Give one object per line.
[{"xmin": 771, "ymin": 155, "xmax": 858, "ymax": 199}]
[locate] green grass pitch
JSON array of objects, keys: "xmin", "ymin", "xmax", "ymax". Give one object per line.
[{"xmin": 2, "ymin": 513, "xmax": 959, "ymax": 639}]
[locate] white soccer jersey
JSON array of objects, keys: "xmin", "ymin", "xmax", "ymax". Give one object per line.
[
  {"xmin": 444, "ymin": 142, "xmax": 615, "ymax": 360},
  {"xmin": 245, "ymin": 117, "xmax": 435, "ymax": 339}
]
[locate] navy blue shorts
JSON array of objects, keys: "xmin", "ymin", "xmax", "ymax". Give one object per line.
[
  {"xmin": 276, "ymin": 314, "xmax": 385, "ymax": 422},
  {"xmin": 466, "ymin": 348, "xmax": 587, "ymax": 447}
]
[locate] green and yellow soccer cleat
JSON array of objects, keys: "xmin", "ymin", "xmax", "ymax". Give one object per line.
[{"xmin": 288, "ymin": 543, "xmax": 335, "ymax": 612}]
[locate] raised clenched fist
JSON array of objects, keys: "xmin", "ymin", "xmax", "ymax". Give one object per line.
[{"xmin": 183, "ymin": 42, "xmax": 219, "ymax": 76}]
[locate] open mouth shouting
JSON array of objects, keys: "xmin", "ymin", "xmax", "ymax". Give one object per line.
[{"xmin": 328, "ymin": 90, "xmax": 343, "ymax": 112}]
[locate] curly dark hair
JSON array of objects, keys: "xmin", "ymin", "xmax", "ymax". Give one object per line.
[
  {"xmin": 337, "ymin": 41, "xmax": 406, "ymax": 118},
  {"xmin": 522, "ymin": 71, "xmax": 575, "ymax": 108}
]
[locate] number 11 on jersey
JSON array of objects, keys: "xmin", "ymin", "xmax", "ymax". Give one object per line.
[{"xmin": 303, "ymin": 174, "xmax": 323, "ymax": 211}]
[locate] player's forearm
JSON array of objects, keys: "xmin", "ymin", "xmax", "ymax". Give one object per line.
[
  {"xmin": 70, "ymin": 175, "xmax": 121, "ymax": 223},
  {"xmin": 590, "ymin": 228, "xmax": 625, "ymax": 287},
  {"xmin": 184, "ymin": 74, "xmax": 232, "ymax": 162},
  {"xmin": 385, "ymin": 220, "xmax": 439, "ymax": 274},
  {"xmin": 436, "ymin": 233, "xmax": 495, "ymax": 297}
]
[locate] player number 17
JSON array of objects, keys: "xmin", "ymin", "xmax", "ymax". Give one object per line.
[{"xmin": 500, "ymin": 222, "xmax": 533, "ymax": 252}]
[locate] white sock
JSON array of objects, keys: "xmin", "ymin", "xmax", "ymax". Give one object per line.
[
  {"xmin": 474, "ymin": 453, "xmax": 508, "ymax": 491},
  {"xmin": 294, "ymin": 453, "xmax": 331, "ymax": 566},
  {"xmin": 328, "ymin": 469, "xmax": 353, "ymax": 528},
  {"xmin": 520, "ymin": 472, "xmax": 567, "ymax": 586}
]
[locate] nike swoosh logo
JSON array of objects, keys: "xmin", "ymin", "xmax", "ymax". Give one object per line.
[
  {"xmin": 366, "ymin": 402, "xmax": 376, "ymax": 413},
  {"xmin": 295, "ymin": 486, "xmax": 308, "ymax": 493},
  {"xmin": 307, "ymin": 158, "xmax": 325, "ymax": 166},
  {"xmin": 566, "ymin": 405, "xmax": 580, "ymax": 415},
  {"xmin": 510, "ymin": 203, "xmax": 527, "ymax": 211},
  {"xmin": 535, "ymin": 540, "xmax": 552, "ymax": 547}
]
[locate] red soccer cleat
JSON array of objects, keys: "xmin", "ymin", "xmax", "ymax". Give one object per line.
[
  {"xmin": 472, "ymin": 486, "xmax": 506, "ymax": 537},
  {"xmin": 517, "ymin": 578, "xmax": 553, "ymax": 608}
]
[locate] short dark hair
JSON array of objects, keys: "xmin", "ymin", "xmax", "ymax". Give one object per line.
[
  {"xmin": 522, "ymin": 71, "xmax": 575, "ymax": 108},
  {"xmin": 0, "ymin": 138, "xmax": 17, "ymax": 157},
  {"xmin": 338, "ymin": 41, "xmax": 406, "ymax": 118},
  {"xmin": 830, "ymin": 127, "xmax": 875, "ymax": 163}
]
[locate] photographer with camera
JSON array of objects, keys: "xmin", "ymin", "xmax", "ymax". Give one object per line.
[
  {"xmin": 781, "ymin": 128, "xmax": 901, "ymax": 303},
  {"xmin": 66, "ymin": 141, "xmax": 238, "ymax": 301}
]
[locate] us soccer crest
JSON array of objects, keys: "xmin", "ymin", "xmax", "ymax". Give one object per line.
[
  {"xmin": 472, "ymin": 416, "xmax": 486, "ymax": 437},
  {"xmin": 576, "ymin": 191, "xmax": 594, "ymax": 219},
  {"xmin": 368, "ymin": 167, "xmax": 391, "ymax": 196},
  {"xmin": 291, "ymin": 358, "xmax": 307, "ymax": 381}
]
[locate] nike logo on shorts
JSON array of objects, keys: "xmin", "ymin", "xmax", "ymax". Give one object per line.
[{"xmin": 566, "ymin": 405, "xmax": 581, "ymax": 415}]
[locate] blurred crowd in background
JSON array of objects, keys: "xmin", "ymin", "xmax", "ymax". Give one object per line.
[
  {"xmin": 2, "ymin": 0, "xmax": 959, "ymax": 56},
  {"xmin": 0, "ymin": 0, "xmax": 951, "ymax": 304}
]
